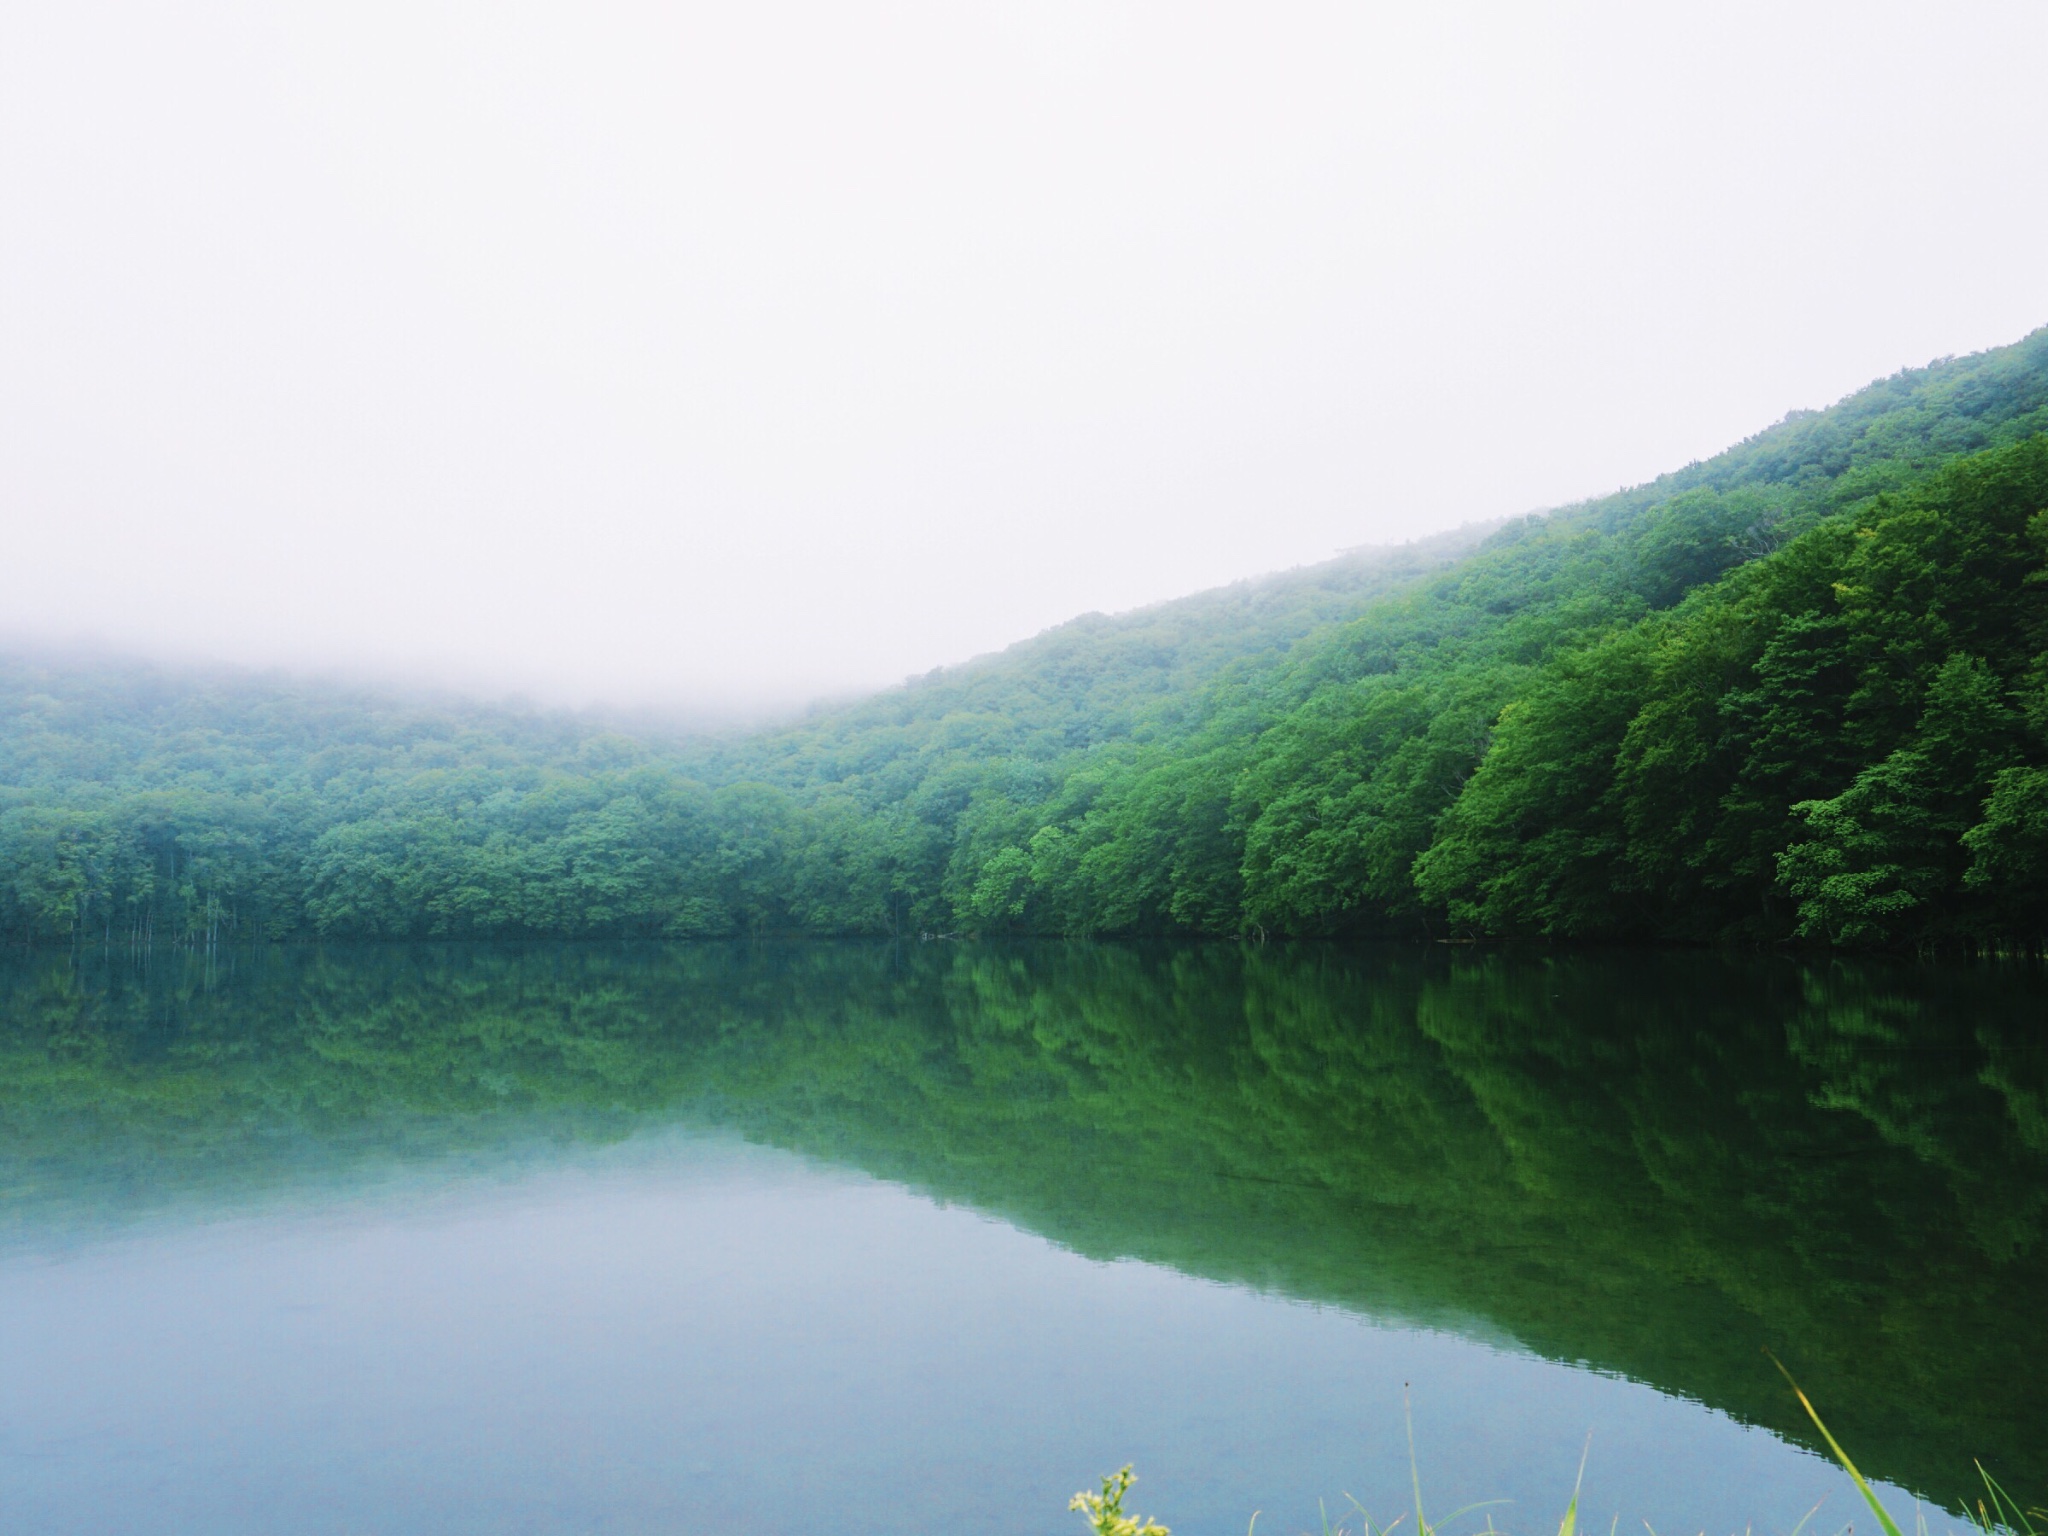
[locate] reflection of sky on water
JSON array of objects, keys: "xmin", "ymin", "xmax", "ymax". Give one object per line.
[{"xmin": 0, "ymin": 1132, "xmax": 1890, "ymax": 1536}]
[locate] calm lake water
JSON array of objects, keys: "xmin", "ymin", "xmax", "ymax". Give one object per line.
[{"xmin": 0, "ymin": 941, "xmax": 2040, "ymax": 1535}]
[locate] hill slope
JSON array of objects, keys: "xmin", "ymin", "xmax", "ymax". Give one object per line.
[{"xmin": 2, "ymin": 325, "xmax": 2045, "ymax": 946}]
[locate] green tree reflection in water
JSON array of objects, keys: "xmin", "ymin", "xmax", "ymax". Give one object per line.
[{"xmin": 0, "ymin": 940, "xmax": 2040, "ymax": 1510}]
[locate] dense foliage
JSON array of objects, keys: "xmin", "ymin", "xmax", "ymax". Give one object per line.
[
  {"xmin": 3, "ymin": 327, "xmax": 2045, "ymax": 946},
  {"xmin": 0, "ymin": 529, "xmax": 1482, "ymax": 945},
  {"xmin": 4, "ymin": 940, "xmax": 2042, "ymax": 1503}
]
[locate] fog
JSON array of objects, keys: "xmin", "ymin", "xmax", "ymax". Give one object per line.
[{"xmin": 1, "ymin": 2, "xmax": 2042, "ymax": 711}]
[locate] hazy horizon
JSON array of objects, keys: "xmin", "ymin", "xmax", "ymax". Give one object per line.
[
  {"xmin": 3, "ymin": 2, "xmax": 2044, "ymax": 711},
  {"xmin": 0, "ymin": 516, "xmax": 1502, "ymax": 732}
]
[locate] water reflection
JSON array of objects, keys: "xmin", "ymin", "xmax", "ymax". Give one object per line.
[{"xmin": 1, "ymin": 940, "xmax": 2041, "ymax": 1517}]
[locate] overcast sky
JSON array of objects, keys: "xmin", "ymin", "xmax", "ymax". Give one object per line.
[{"xmin": 1, "ymin": 2, "xmax": 2043, "ymax": 711}]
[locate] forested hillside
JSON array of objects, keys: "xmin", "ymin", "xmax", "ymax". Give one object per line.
[
  {"xmin": 4, "ymin": 326, "xmax": 2046, "ymax": 947},
  {"xmin": 0, "ymin": 531, "xmax": 1482, "ymax": 943}
]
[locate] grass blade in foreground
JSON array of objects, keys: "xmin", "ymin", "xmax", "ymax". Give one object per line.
[
  {"xmin": 1080, "ymin": 1371, "xmax": 2038, "ymax": 1536},
  {"xmin": 1768, "ymin": 1352, "xmax": 1906, "ymax": 1536}
]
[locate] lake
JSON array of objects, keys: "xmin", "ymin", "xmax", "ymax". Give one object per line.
[{"xmin": 0, "ymin": 941, "xmax": 2040, "ymax": 1534}]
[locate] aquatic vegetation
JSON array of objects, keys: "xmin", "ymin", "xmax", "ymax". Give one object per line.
[
  {"xmin": 1078, "ymin": 1375, "xmax": 2043, "ymax": 1536},
  {"xmin": 1772, "ymin": 1355, "xmax": 2044, "ymax": 1536},
  {"xmin": 1071, "ymin": 1465, "xmax": 1169, "ymax": 1536}
]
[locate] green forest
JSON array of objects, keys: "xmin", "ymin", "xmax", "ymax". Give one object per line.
[{"xmin": 5, "ymin": 326, "xmax": 2047, "ymax": 948}]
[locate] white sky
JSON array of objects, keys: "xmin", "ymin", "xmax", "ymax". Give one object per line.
[{"xmin": 1, "ymin": 2, "xmax": 2043, "ymax": 712}]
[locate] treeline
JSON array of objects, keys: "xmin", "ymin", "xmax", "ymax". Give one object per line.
[
  {"xmin": 4, "ymin": 326, "xmax": 2047, "ymax": 947},
  {"xmin": 0, "ymin": 677, "xmax": 823, "ymax": 944},
  {"xmin": 0, "ymin": 531, "xmax": 1491, "ymax": 945}
]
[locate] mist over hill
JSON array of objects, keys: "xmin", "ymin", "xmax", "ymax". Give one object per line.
[{"xmin": 3, "ymin": 325, "xmax": 2046, "ymax": 948}]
